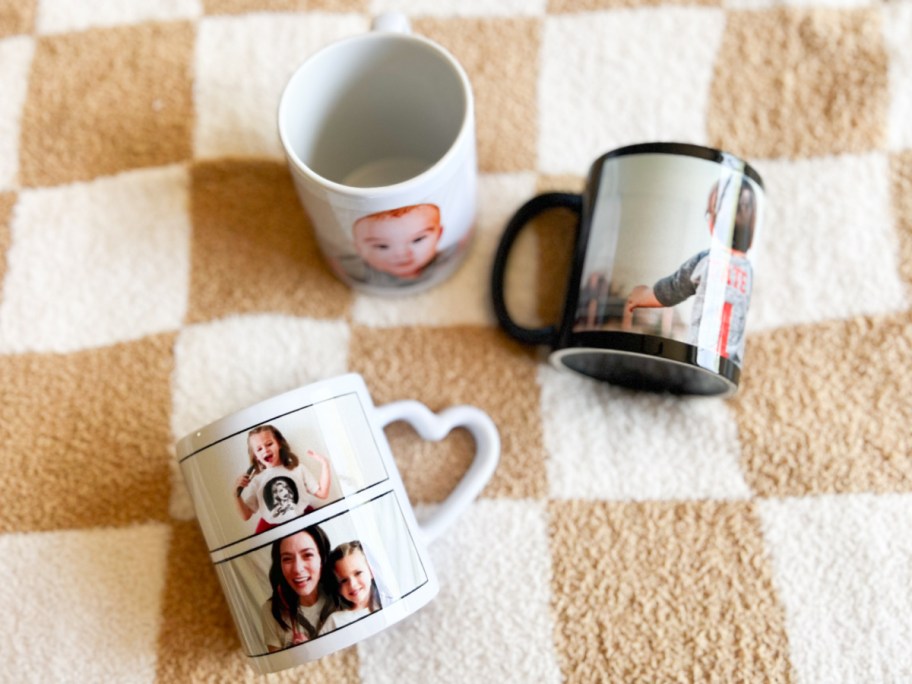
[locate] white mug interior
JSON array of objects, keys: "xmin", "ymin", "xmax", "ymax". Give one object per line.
[{"xmin": 279, "ymin": 34, "xmax": 469, "ymax": 189}]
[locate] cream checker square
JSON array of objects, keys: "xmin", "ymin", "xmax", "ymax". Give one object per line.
[
  {"xmin": 0, "ymin": 36, "xmax": 34, "ymax": 191},
  {"xmin": 0, "ymin": 524, "xmax": 171, "ymax": 683},
  {"xmin": 358, "ymin": 499, "xmax": 563, "ymax": 684},
  {"xmin": 538, "ymin": 8, "xmax": 724, "ymax": 176},
  {"xmin": 35, "ymin": 0, "xmax": 203, "ymax": 34},
  {"xmin": 0, "ymin": 165, "xmax": 191, "ymax": 353},
  {"xmin": 747, "ymin": 152, "xmax": 906, "ymax": 333},
  {"xmin": 194, "ymin": 12, "xmax": 368, "ymax": 160},
  {"xmin": 758, "ymin": 494, "xmax": 912, "ymax": 684},
  {"xmin": 171, "ymin": 314, "xmax": 351, "ymax": 439},
  {"xmin": 169, "ymin": 314, "xmax": 350, "ymax": 519},
  {"xmin": 540, "ymin": 366, "xmax": 752, "ymax": 501}
]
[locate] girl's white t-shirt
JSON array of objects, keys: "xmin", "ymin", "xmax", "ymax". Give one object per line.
[{"xmin": 242, "ymin": 464, "xmax": 320, "ymax": 525}]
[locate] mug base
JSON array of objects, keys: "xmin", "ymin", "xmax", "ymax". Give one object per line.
[{"xmin": 550, "ymin": 345, "xmax": 738, "ymax": 397}]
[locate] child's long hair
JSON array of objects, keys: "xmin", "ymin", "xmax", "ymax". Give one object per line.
[
  {"xmin": 706, "ymin": 178, "xmax": 757, "ymax": 253},
  {"xmin": 325, "ymin": 541, "xmax": 383, "ymax": 613},
  {"xmin": 268, "ymin": 525, "xmax": 334, "ymax": 641},
  {"xmin": 247, "ymin": 424, "xmax": 300, "ymax": 473},
  {"xmin": 731, "ymin": 180, "xmax": 757, "ymax": 253}
]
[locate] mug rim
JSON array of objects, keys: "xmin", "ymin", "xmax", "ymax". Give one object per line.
[
  {"xmin": 592, "ymin": 141, "xmax": 765, "ymax": 190},
  {"xmin": 175, "ymin": 372, "xmax": 368, "ymax": 461},
  {"xmin": 277, "ymin": 31, "xmax": 475, "ymax": 197}
]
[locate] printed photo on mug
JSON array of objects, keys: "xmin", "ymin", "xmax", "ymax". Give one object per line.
[
  {"xmin": 213, "ymin": 491, "xmax": 428, "ymax": 658},
  {"xmin": 179, "ymin": 391, "xmax": 390, "ymax": 552},
  {"xmin": 330, "ymin": 203, "xmax": 467, "ymax": 289},
  {"xmin": 277, "ymin": 13, "xmax": 478, "ymax": 296},
  {"xmin": 178, "ymin": 373, "xmax": 498, "ymax": 672},
  {"xmin": 492, "ymin": 142, "xmax": 766, "ymax": 396},
  {"xmin": 571, "ymin": 153, "xmax": 763, "ymax": 368}
]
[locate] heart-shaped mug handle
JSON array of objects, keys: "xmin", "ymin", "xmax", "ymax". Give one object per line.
[{"xmin": 374, "ymin": 401, "xmax": 500, "ymax": 544}]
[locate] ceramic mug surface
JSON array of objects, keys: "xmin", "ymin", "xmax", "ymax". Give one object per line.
[
  {"xmin": 278, "ymin": 14, "xmax": 477, "ymax": 296},
  {"xmin": 176, "ymin": 373, "xmax": 499, "ymax": 673},
  {"xmin": 492, "ymin": 142, "xmax": 766, "ymax": 397}
]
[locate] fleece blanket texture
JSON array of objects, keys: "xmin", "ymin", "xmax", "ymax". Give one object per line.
[{"xmin": 1, "ymin": 0, "xmax": 912, "ymax": 682}]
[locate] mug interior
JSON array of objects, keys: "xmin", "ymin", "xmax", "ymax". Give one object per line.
[{"xmin": 279, "ymin": 35, "xmax": 468, "ymax": 188}]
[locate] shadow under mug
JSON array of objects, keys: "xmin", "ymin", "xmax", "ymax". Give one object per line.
[
  {"xmin": 492, "ymin": 142, "xmax": 766, "ymax": 397},
  {"xmin": 176, "ymin": 373, "xmax": 499, "ymax": 673}
]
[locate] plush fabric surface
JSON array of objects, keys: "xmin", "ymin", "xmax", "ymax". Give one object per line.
[{"xmin": 1, "ymin": 1, "xmax": 911, "ymax": 682}]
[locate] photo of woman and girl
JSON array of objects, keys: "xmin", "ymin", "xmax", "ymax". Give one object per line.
[
  {"xmin": 260, "ymin": 525, "xmax": 386, "ymax": 652},
  {"xmin": 235, "ymin": 425, "xmax": 333, "ymax": 533}
]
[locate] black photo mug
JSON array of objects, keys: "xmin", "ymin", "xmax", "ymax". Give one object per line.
[{"xmin": 491, "ymin": 142, "xmax": 766, "ymax": 397}]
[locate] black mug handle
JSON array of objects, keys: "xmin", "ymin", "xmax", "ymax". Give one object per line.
[{"xmin": 491, "ymin": 192, "xmax": 583, "ymax": 346}]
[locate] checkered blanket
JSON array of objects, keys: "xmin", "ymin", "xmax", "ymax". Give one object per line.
[{"xmin": 2, "ymin": 1, "xmax": 911, "ymax": 682}]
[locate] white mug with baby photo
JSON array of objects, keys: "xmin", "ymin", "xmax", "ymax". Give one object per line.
[
  {"xmin": 278, "ymin": 13, "xmax": 476, "ymax": 296},
  {"xmin": 492, "ymin": 142, "xmax": 766, "ymax": 397},
  {"xmin": 176, "ymin": 373, "xmax": 499, "ymax": 674}
]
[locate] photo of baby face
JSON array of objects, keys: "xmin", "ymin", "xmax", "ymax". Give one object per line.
[{"xmin": 353, "ymin": 204, "xmax": 442, "ymax": 279}]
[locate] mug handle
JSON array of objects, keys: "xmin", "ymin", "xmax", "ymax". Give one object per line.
[
  {"xmin": 371, "ymin": 12, "xmax": 411, "ymax": 34},
  {"xmin": 490, "ymin": 192, "xmax": 583, "ymax": 346},
  {"xmin": 374, "ymin": 401, "xmax": 500, "ymax": 544}
]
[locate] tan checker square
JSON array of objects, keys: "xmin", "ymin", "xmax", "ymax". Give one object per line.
[
  {"xmin": 0, "ymin": 334, "xmax": 175, "ymax": 533},
  {"xmin": 733, "ymin": 313, "xmax": 912, "ymax": 498},
  {"xmin": 709, "ymin": 8, "xmax": 888, "ymax": 158},
  {"xmin": 0, "ymin": 192, "xmax": 12, "ymax": 293},
  {"xmin": 187, "ymin": 160, "xmax": 353, "ymax": 324},
  {"xmin": 531, "ymin": 175, "xmax": 585, "ymax": 334},
  {"xmin": 157, "ymin": 521, "xmax": 361, "ymax": 682},
  {"xmin": 893, "ymin": 151, "xmax": 912, "ymax": 285},
  {"xmin": 549, "ymin": 499, "xmax": 793, "ymax": 682},
  {"xmin": 383, "ymin": 421, "xmax": 477, "ymax": 505},
  {"xmin": 536, "ymin": 174, "xmax": 585, "ymax": 194},
  {"xmin": 0, "ymin": 0, "xmax": 35, "ymax": 37},
  {"xmin": 484, "ymin": 174, "xmax": 581, "ymax": 340},
  {"xmin": 350, "ymin": 326, "xmax": 546, "ymax": 499},
  {"xmin": 19, "ymin": 22, "xmax": 193, "ymax": 187},
  {"xmin": 202, "ymin": 0, "xmax": 366, "ymax": 13},
  {"xmin": 414, "ymin": 17, "xmax": 539, "ymax": 173}
]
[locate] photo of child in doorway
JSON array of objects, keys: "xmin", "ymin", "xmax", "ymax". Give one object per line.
[
  {"xmin": 336, "ymin": 203, "xmax": 460, "ymax": 288},
  {"xmin": 624, "ymin": 177, "xmax": 758, "ymax": 365}
]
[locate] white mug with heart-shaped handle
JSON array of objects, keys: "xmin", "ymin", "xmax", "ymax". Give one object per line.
[{"xmin": 176, "ymin": 373, "xmax": 499, "ymax": 674}]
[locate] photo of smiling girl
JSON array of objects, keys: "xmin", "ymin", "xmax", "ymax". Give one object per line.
[
  {"xmin": 234, "ymin": 424, "xmax": 333, "ymax": 533},
  {"xmin": 319, "ymin": 540, "xmax": 387, "ymax": 635}
]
